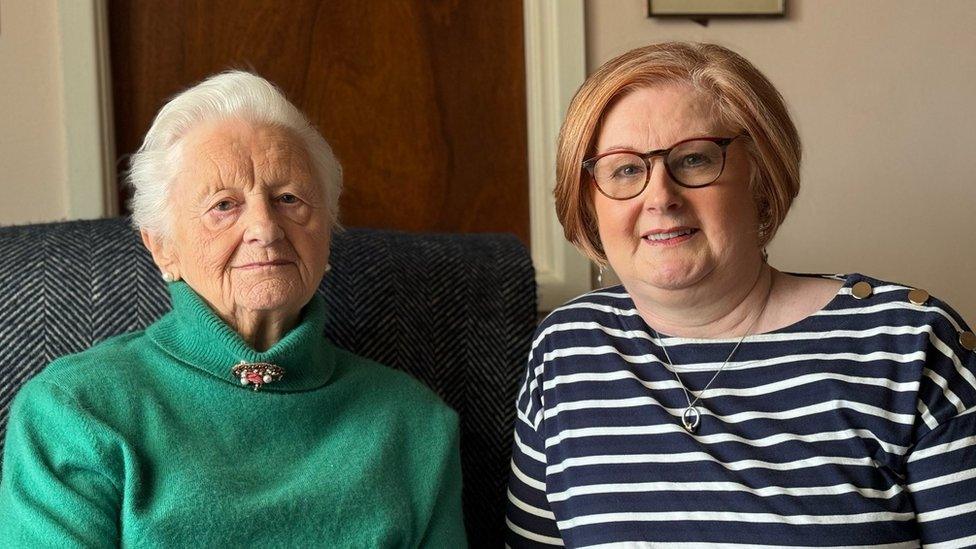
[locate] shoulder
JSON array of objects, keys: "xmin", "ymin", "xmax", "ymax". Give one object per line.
[
  {"xmin": 519, "ymin": 285, "xmax": 644, "ymax": 394},
  {"xmin": 818, "ymin": 271, "xmax": 974, "ymax": 361},
  {"xmin": 834, "ymin": 273, "xmax": 975, "ymax": 427},
  {"xmin": 534, "ymin": 285, "xmax": 637, "ymax": 347},
  {"xmin": 543, "ymin": 284, "xmax": 636, "ymax": 323},
  {"xmin": 816, "ymin": 272, "xmax": 974, "ymax": 364},
  {"xmin": 5, "ymin": 333, "xmax": 150, "ymax": 456},
  {"xmin": 331, "ymin": 346, "xmax": 458, "ymax": 425},
  {"xmin": 824, "ymin": 273, "xmax": 971, "ymax": 334},
  {"xmin": 19, "ymin": 331, "xmax": 149, "ymax": 404}
]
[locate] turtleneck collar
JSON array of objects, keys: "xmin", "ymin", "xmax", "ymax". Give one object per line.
[{"xmin": 147, "ymin": 281, "xmax": 335, "ymax": 392}]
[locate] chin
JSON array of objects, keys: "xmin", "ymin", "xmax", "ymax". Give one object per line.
[
  {"xmin": 240, "ymin": 295, "xmax": 300, "ymax": 312},
  {"xmin": 631, "ymin": 259, "xmax": 711, "ymax": 292},
  {"xmin": 237, "ymin": 280, "xmax": 307, "ymax": 312}
]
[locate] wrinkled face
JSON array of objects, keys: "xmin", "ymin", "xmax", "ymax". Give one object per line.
[
  {"xmin": 159, "ymin": 118, "xmax": 331, "ymax": 321},
  {"xmin": 592, "ymin": 84, "xmax": 760, "ymax": 293}
]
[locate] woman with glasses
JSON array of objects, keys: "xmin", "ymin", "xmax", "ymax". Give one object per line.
[{"xmin": 506, "ymin": 42, "xmax": 976, "ymax": 547}]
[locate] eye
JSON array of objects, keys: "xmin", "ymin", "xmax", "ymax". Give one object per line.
[
  {"xmin": 681, "ymin": 153, "xmax": 711, "ymax": 168},
  {"xmin": 612, "ymin": 163, "xmax": 645, "ymax": 179},
  {"xmin": 212, "ymin": 199, "xmax": 235, "ymax": 212},
  {"xmin": 277, "ymin": 193, "xmax": 300, "ymax": 205}
]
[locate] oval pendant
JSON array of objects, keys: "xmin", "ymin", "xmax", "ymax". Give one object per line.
[{"xmin": 681, "ymin": 406, "xmax": 701, "ymax": 433}]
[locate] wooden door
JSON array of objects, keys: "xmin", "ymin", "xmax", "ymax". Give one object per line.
[{"xmin": 109, "ymin": 0, "xmax": 529, "ymax": 244}]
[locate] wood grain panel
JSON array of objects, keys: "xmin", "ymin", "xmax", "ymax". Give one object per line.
[{"xmin": 109, "ymin": 0, "xmax": 529, "ymax": 243}]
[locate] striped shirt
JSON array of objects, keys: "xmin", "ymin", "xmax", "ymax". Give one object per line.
[{"xmin": 506, "ymin": 273, "xmax": 976, "ymax": 548}]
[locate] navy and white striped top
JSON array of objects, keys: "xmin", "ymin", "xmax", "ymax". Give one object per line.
[{"xmin": 506, "ymin": 274, "xmax": 976, "ymax": 548}]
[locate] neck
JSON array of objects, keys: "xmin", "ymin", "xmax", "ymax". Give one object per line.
[
  {"xmin": 633, "ymin": 262, "xmax": 776, "ymax": 339},
  {"xmin": 224, "ymin": 309, "xmax": 299, "ymax": 352}
]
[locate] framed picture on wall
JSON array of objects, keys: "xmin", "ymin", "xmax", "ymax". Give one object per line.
[{"xmin": 648, "ymin": 0, "xmax": 786, "ymax": 18}]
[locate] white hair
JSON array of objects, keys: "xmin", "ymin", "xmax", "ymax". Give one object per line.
[{"xmin": 127, "ymin": 70, "xmax": 342, "ymax": 235}]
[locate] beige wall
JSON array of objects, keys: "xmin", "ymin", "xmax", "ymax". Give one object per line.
[
  {"xmin": 586, "ymin": 0, "xmax": 976, "ymax": 322},
  {"xmin": 0, "ymin": 0, "xmax": 67, "ymax": 225}
]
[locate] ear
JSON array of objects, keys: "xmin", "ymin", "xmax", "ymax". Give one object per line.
[{"xmin": 141, "ymin": 229, "xmax": 181, "ymax": 280}]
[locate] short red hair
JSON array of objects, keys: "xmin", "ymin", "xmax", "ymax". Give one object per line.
[{"xmin": 555, "ymin": 42, "xmax": 801, "ymax": 263}]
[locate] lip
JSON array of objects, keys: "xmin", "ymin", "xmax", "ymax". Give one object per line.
[
  {"xmin": 234, "ymin": 260, "xmax": 293, "ymax": 270},
  {"xmin": 641, "ymin": 226, "xmax": 699, "ymax": 246},
  {"xmin": 642, "ymin": 226, "xmax": 697, "ymax": 237}
]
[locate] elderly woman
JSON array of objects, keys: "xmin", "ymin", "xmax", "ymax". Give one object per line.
[
  {"xmin": 0, "ymin": 72, "xmax": 466, "ymax": 547},
  {"xmin": 506, "ymin": 43, "xmax": 976, "ymax": 547}
]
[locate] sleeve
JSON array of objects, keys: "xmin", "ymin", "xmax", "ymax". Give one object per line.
[
  {"xmin": 903, "ymin": 307, "xmax": 976, "ymax": 548},
  {"xmin": 417, "ymin": 412, "xmax": 468, "ymax": 548},
  {"xmin": 0, "ymin": 378, "xmax": 120, "ymax": 548},
  {"xmin": 506, "ymin": 342, "xmax": 564, "ymax": 547}
]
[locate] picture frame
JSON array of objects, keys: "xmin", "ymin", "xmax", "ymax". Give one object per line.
[{"xmin": 648, "ymin": 0, "xmax": 786, "ymax": 18}]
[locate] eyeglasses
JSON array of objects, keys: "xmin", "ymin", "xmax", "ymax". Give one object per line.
[{"xmin": 582, "ymin": 135, "xmax": 745, "ymax": 200}]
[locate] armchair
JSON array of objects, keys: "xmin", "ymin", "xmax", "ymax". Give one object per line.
[{"xmin": 0, "ymin": 217, "xmax": 535, "ymax": 547}]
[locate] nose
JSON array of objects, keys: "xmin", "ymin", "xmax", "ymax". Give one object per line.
[
  {"xmin": 640, "ymin": 157, "xmax": 683, "ymax": 213},
  {"xmin": 243, "ymin": 198, "xmax": 284, "ymax": 245}
]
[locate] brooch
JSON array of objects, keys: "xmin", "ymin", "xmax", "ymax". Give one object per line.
[{"xmin": 231, "ymin": 361, "xmax": 285, "ymax": 391}]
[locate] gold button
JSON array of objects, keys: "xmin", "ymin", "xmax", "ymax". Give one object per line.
[
  {"xmin": 960, "ymin": 331, "xmax": 976, "ymax": 351},
  {"xmin": 851, "ymin": 281, "xmax": 873, "ymax": 300},
  {"xmin": 907, "ymin": 289, "xmax": 929, "ymax": 305}
]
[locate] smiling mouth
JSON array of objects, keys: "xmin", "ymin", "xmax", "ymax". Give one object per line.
[{"xmin": 643, "ymin": 228, "xmax": 699, "ymax": 245}]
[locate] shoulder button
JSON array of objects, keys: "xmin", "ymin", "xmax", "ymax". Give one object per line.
[
  {"xmin": 908, "ymin": 288, "xmax": 930, "ymax": 305},
  {"xmin": 960, "ymin": 331, "xmax": 976, "ymax": 352},
  {"xmin": 851, "ymin": 281, "xmax": 873, "ymax": 300}
]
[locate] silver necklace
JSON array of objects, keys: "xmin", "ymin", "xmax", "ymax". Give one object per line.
[{"xmin": 651, "ymin": 282, "xmax": 772, "ymax": 434}]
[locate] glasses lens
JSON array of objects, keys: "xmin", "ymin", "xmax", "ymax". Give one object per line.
[
  {"xmin": 667, "ymin": 140, "xmax": 724, "ymax": 187},
  {"xmin": 592, "ymin": 153, "xmax": 647, "ymax": 198}
]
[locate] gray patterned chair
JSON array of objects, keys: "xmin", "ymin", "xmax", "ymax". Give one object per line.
[{"xmin": 0, "ymin": 217, "xmax": 535, "ymax": 548}]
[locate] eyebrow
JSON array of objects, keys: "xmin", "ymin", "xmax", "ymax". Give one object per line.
[
  {"xmin": 596, "ymin": 134, "xmax": 723, "ymax": 155},
  {"xmin": 192, "ymin": 187, "xmax": 224, "ymax": 207},
  {"xmin": 599, "ymin": 144, "xmax": 643, "ymax": 154},
  {"xmin": 189, "ymin": 170, "xmax": 232, "ymax": 199}
]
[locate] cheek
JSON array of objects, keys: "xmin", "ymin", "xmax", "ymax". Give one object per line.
[
  {"xmin": 720, "ymin": 189, "xmax": 759, "ymax": 226},
  {"xmin": 281, "ymin": 204, "xmax": 312, "ymax": 225},
  {"xmin": 297, "ymin": 226, "xmax": 327, "ymax": 252},
  {"xmin": 178, "ymin": 224, "xmax": 240, "ymax": 274},
  {"xmin": 594, "ymin": 198, "xmax": 639, "ymax": 243},
  {"xmin": 712, "ymin": 158, "xmax": 758, "ymax": 236},
  {"xmin": 701, "ymin": 192, "xmax": 758, "ymax": 246},
  {"xmin": 289, "ymin": 216, "xmax": 331, "ymax": 267},
  {"xmin": 203, "ymin": 237, "xmax": 239, "ymax": 270}
]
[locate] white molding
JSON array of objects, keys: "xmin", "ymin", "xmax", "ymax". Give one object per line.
[
  {"xmin": 58, "ymin": 0, "xmax": 117, "ymax": 219},
  {"xmin": 524, "ymin": 0, "xmax": 591, "ymax": 311}
]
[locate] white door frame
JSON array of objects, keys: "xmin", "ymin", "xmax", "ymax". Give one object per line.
[
  {"xmin": 57, "ymin": 0, "xmax": 117, "ymax": 219},
  {"xmin": 523, "ymin": 0, "xmax": 591, "ymax": 310}
]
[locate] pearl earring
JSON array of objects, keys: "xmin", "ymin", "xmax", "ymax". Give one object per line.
[
  {"xmin": 597, "ymin": 264, "xmax": 604, "ymax": 287},
  {"xmin": 162, "ymin": 272, "xmax": 175, "ymax": 283},
  {"xmin": 324, "ymin": 264, "xmax": 332, "ymax": 274}
]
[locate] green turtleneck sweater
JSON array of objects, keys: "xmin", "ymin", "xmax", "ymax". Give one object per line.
[{"xmin": 0, "ymin": 282, "xmax": 466, "ymax": 548}]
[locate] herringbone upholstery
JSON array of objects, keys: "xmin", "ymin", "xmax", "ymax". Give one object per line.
[{"xmin": 0, "ymin": 217, "xmax": 535, "ymax": 547}]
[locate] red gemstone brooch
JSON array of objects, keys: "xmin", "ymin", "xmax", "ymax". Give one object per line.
[{"xmin": 231, "ymin": 361, "xmax": 285, "ymax": 391}]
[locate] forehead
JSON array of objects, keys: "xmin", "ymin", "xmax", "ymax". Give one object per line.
[
  {"xmin": 178, "ymin": 119, "xmax": 311, "ymax": 181},
  {"xmin": 596, "ymin": 84, "xmax": 725, "ymax": 151}
]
